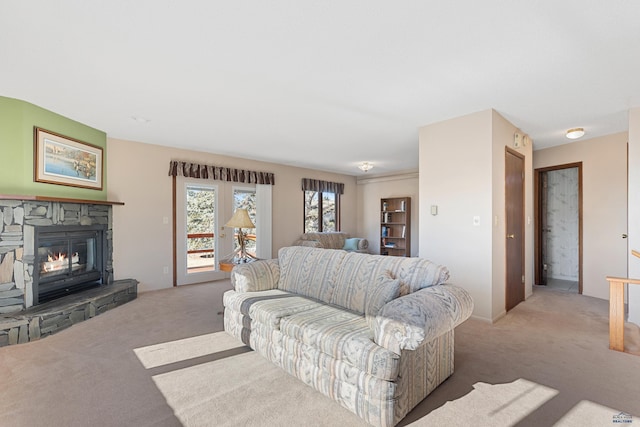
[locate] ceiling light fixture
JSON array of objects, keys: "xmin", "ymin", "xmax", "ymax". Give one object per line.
[
  {"xmin": 565, "ymin": 127, "xmax": 585, "ymax": 139},
  {"xmin": 358, "ymin": 162, "xmax": 374, "ymax": 172},
  {"xmin": 131, "ymin": 115, "xmax": 151, "ymax": 124}
]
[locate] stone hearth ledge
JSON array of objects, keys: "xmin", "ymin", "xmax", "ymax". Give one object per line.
[{"xmin": 0, "ymin": 279, "xmax": 137, "ymax": 346}]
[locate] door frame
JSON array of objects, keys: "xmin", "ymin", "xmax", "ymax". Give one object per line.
[
  {"xmin": 505, "ymin": 147, "xmax": 526, "ymax": 311},
  {"xmin": 173, "ymin": 176, "xmax": 228, "ymax": 286},
  {"xmin": 534, "ymin": 162, "xmax": 583, "ymax": 293}
]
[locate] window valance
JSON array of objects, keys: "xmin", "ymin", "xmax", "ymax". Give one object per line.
[
  {"xmin": 301, "ymin": 178, "xmax": 344, "ymax": 195},
  {"xmin": 168, "ymin": 161, "xmax": 275, "ymax": 185}
]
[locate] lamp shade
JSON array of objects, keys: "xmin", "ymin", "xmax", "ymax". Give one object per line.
[{"xmin": 225, "ymin": 208, "xmax": 255, "ymax": 229}]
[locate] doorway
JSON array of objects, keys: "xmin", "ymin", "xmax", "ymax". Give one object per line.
[
  {"xmin": 534, "ymin": 163, "xmax": 583, "ymax": 293},
  {"xmin": 505, "ymin": 148, "xmax": 525, "ymax": 311},
  {"xmin": 175, "ymin": 178, "xmax": 228, "ymax": 285}
]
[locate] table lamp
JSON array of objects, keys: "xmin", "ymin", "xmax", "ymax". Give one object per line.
[{"xmin": 224, "ymin": 208, "xmax": 256, "ymax": 263}]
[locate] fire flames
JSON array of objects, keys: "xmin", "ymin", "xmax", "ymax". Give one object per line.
[
  {"xmin": 48, "ymin": 252, "xmax": 66, "ymax": 263},
  {"xmin": 42, "ymin": 252, "xmax": 79, "ymax": 273}
]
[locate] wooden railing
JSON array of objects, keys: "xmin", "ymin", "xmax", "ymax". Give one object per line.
[
  {"xmin": 186, "ymin": 233, "xmax": 257, "ymax": 256},
  {"xmin": 187, "ymin": 233, "xmax": 214, "ymax": 256},
  {"xmin": 607, "ymin": 249, "xmax": 640, "ymax": 352},
  {"xmin": 606, "ymin": 277, "xmax": 640, "ymax": 351}
]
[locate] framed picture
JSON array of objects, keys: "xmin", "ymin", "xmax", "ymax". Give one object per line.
[{"xmin": 34, "ymin": 127, "xmax": 103, "ymax": 190}]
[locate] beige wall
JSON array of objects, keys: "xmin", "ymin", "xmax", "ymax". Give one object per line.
[
  {"xmin": 533, "ymin": 132, "xmax": 628, "ymax": 301},
  {"xmin": 356, "ymin": 172, "xmax": 419, "ymax": 256},
  {"xmin": 419, "ymin": 110, "xmax": 494, "ymax": 320},
  {"xmin": 419, "ymin": 109, "xmax": 533, "ymax": 321},
  {"xmin": 106, "ymin": 138, "xmax": 357, "ymax": 292}
]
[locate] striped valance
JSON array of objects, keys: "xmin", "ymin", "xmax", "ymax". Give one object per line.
[
  {"xmin": 168, "ymin": 161, "xmax": 275, "ymax": 185},
  {"xmin": 301, "ymin": 178, "xmax": 344, "ymax": 195}
]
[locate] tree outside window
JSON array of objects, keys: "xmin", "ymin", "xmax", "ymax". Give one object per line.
[
  {"xmin": 304, "ymin": 190, "xmax": 337, "ymax": 233},
  {"xmin": 234, "ymin": 188, "xmax": 257, "ymax": 256}
]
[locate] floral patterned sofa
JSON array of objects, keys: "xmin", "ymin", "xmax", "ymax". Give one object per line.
[
  {"xmin": 292, "ymin": 231, "xmax": 369, "ymax": 253},
  {"xmin": 223, "ymin": 246, "xmax": 473, "ymax": 427}
]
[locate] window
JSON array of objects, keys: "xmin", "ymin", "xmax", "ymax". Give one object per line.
[
  {"xmin": 301, "ymin": 178, "xmax": 344, "ymax": 233},
  {"xmin": 304, "ymin": 191, "xmax": 339, "ymax": 233}
]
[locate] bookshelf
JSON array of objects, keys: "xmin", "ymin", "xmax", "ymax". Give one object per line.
[{"xmin": 380, "ymin": 197, "xmax": 410, "ymax": 257}]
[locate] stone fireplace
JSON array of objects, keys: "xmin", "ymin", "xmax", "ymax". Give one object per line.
[
  {"xmin": 0, "ymin": 196, "xmax": 136, "ymax": 346},
  {"xmin": 0, "ymin": 198, "xmax": 114, "ymax": 312}
]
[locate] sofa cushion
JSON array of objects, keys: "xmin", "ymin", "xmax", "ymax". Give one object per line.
[
  {"xmin": 277, "ymin": 246, "xmax": 347, "ymax": 304},
  {"xmin": 301, "ymin": 232, "xmax": 347, "ymax": 249},
  {"xmin": 224, "ymin": 289, "xmax": 323, "ymax": 327},
  {"xmin": 330, "ymin": 252, "xmax": 450, "ymax": 312},
  {"xmin": 248, "ymin": 295, "xmax": 325, "ymax": 328},
  {"xmin": 365, "ymin": 273, "xmax": 401, "ymax": 330},
  {"xmin": 292, "ymin": 239, "xmax": 322, "ymax": 248},
  {"xmin": 279, "ymin": 304, "xmax": 400, "ymax": 381},
  {"xmin": 223, "ymin": 289, "xmax": 292, "ymax": 316}
]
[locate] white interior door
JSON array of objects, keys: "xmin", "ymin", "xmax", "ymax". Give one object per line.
[{"xmin": 176, "ymin": 178, "xmax": 227, "ymax": 285}]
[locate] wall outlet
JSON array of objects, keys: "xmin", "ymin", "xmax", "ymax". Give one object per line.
[{"xmin": 473, "ymin": 216, "xmax": 480, "ymax": 226}]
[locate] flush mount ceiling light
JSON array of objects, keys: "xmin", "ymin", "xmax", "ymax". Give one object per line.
[
  {"xmin": 565, "ymin": 127, "xmax": 585, "ymax": 139},
  {"xmin": 131, "ymin": 115, "xmax": 151, "ymax": 124},
  {"xmin": 358, "ymin": 162, "xmax": 374, "ymax": 172}
]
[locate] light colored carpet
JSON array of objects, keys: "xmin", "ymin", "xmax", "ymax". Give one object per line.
[
  {"xmin": 1, "ymin": 281, "xmax": 639, "ymax": 427},
  {"xmin": 151, "ymin": 342, "xmax": 367, "ymax": 426}
]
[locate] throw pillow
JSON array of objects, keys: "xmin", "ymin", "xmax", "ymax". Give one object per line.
[
  {"xmin": 365, "ymin": 272, "xmax": 401, "ymax": 330},
  {"xmin": 342, "ymin": 237, "xmax": 360, "ymax": 251}
]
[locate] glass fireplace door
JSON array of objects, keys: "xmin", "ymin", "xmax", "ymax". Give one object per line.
[{"xmin": 35, "ymin": 227, "xmax": 103, "ymax": 304}]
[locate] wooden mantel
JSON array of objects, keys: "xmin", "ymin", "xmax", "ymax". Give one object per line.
[{"xmin": 0, "ymin": 194, "xmax": 124, "ymax": 206}]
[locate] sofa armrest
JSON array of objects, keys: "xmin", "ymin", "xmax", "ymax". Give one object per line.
[
  {"xmin": 230, "ymin": 259, "xmax": 281, "ymax": 293},
  {"xmin": 372, "ymin": 284, "xmax": 473, "ymax": 354},
  {"xmin": 357, "ymin": 238, "xmax": 369, "ymax": 251}
]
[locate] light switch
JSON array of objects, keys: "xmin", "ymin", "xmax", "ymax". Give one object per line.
[
  {"xmin": 430, "ymin": 205, "xmax": 438, "ymax": 216},
  {"xmin": 473, "ymin": 216, "xmax": 480, "ymax": 226}
]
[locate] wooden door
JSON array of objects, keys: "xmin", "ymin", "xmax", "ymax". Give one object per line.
[{"xmin": 506, "ymin": 148, "xmax": 525, "ymax": 311}]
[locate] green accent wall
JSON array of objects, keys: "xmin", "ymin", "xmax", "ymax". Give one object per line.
[{"xmin": 0, "ymin": 96, "xmax": 107, "ymax": 200}]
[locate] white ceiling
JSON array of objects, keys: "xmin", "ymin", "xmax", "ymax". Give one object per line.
[{"xmin": 2, "ymin": 1, "xmax": 640, "ymax": 176}]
